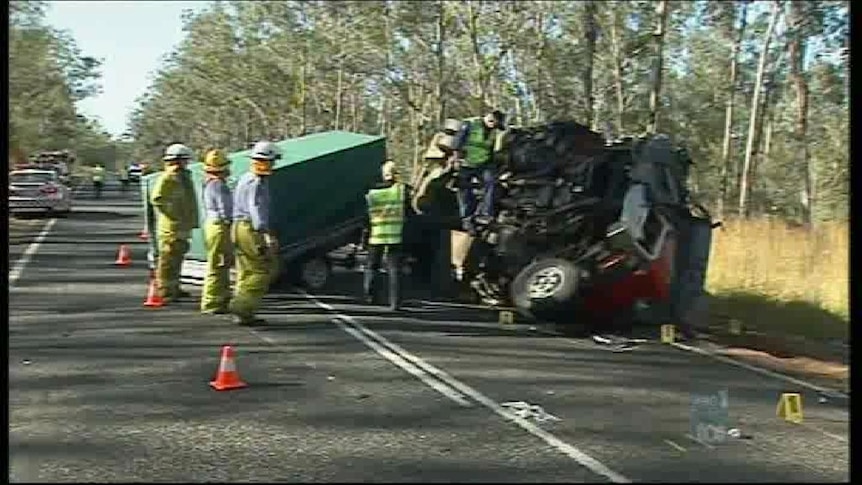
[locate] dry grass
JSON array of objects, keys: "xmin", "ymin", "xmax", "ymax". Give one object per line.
[{"xmin": 706, "ymin": 217, "xmax": 849, "ymax": 341}]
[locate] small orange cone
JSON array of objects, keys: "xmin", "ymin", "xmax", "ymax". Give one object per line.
[
  {"xmin": 114, "ymin": 244, "xmax": 132, "ymax": 266},
  {"xmin": 210, "ymin": 346, "xmax": 248, "ymax": 391},
  {"xmin": 143, "ymin": 277, "xmax": 165, "ymax": 308},
  {"xmin": 138, "ymin": 229, "xmax": 149, "ymax": 241}
]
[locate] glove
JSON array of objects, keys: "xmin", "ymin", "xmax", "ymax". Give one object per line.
[{"xmin": 263, "ymin": 232, "xmax": 279, "ymax": 257}]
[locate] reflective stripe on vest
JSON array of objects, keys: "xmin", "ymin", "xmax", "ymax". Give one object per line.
[
  {"xmin": 367, "ymin": 183, "xmax": 405, "ymax": 245},
  {"xmin": 462, "ymin": 118, "xmax": 494, "ymax": 168}
]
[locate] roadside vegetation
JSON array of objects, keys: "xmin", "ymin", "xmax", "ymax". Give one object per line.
[{"xmin": 708, "ymin": 218, "xmax": 848, "ymax": 342}]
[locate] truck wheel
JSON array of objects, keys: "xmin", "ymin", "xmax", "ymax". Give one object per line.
[
  {"xmin": 510, "ymin": 258, "xmax": 581, "ymax": 321},
  {"xmin": 299, "ymin": 256, "xmax": 331, "ymax": 291}
]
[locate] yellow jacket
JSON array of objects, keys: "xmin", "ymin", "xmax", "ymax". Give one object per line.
[{"xmin": 150, "ymin": 169, "xmax": 200, "ymax": 234}]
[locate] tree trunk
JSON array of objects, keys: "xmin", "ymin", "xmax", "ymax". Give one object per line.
[
  {"xmin": 299, "ymin": 61, "xmax": 308, "ymax": 136},
  {"xmin": 610, "ymin": 8, "xmax": 625, "ymax": 133},
  {"xmin": 738, "ymin": 0, "xmax": 781, "ymax": 218},
  {"xmin": 435, "ymin": 0, "xmax": 447, "ymax": 127},
  {"xmin": 467, "ymin": 0, "xmax": 488, "ymax": 108},
  {"xmin": 647, "ymin": 0, "xmax": 670, "ymax": 134},
  {"xmin": 788, "ymin": 1, "xmax": 812, "ymax": 224},
  {"xmin": 717, "ymin": 1, "xmax": 748, "ymax": 220},
  {"xmin": 582, "ymin": 1, "xmax": 598, "ymax": 130},
  {"xmin": 334, "ymin": 66, "xmax": 344, "ymax": 130}
]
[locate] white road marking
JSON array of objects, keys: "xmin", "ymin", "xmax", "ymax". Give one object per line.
[
  {"xmin": 670, "ymin": 342, "xmax": 849, "ymax": 400},
  {"xmin": 9, "ymin": 218, "xmax": 57, "ymax": 288},
  {"xmin": 330, "ymin": 316, "xmax": 473, "ymax": 407},
  {"xmin": 302, "ymin": 292, "xmax": 632, "ymax": 484},
  {"xmin": 664, "ymin": 439, "xmax": 687, "ymax": 452},
  {"xmin": 797, "ymin": 421, "xmax": 849, "ymax": 443}
]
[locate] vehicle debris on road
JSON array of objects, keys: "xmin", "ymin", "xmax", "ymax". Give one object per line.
[{"xmin": 501, "ymin": 401, "xmax": 561, "ymax": 423}]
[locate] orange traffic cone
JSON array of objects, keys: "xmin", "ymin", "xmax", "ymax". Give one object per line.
[
  {"xmin": 138, "ymin": 229, "xmax": 149, "ymax": 241},
  {"xmin": 143, "ymin": 277, "xmax": 165, "ymax": 308},
  {"xmin": 114, "ymin": 244, "xmax": 132, "ymax": 266},
  {"xmin": 210, "ymin": 346, "xmax": 248, "ymax": 391}
]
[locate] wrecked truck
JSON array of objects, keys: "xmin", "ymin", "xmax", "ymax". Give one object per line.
[{"xmin": 410, "ymin": 120, "xmax": 718, "ymax": 331}]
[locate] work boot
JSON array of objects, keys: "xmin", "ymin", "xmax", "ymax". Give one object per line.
[
  {"xmin": 201, "ymin": 308, "xmax": 229, "ymax": 316},
  {"xmin": 232, "ymin": 315, "xmax": 266, "ymax": 327}
]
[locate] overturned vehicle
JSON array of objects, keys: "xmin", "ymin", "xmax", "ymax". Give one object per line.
[{"xmin": 411, "ymin": 120, "xmax": 718, "ymax": 331}]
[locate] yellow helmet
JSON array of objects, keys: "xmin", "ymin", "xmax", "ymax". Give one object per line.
[{"xmin": 204, "ymin": 149, "xmax": 229, "ymax": 171}]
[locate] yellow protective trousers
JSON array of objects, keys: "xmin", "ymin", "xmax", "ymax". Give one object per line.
[
  {"xmin": 156, "ymin": 229, "xmax": 190, "ymax": 298},
  {"xmin": 200, "ymin": 220, "xmax": 233, "ymax": 313},
  {"xmin": 228, "ymin": 220, "xmax": 276, "ymax": 321}
]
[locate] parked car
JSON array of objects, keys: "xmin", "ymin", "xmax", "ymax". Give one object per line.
[{"xmin": 9, "ymin": 169, "xmax": 73, "ymax": 216}]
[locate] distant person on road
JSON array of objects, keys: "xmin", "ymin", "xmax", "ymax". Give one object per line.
[
  {"xmin": 119, "ymin": 164, "xmax": 130, "ymax": 192},
  {"xmin": 91, "ymin": 164, "xmax": 106, "ymax": 199},
  {"xmin": 228, "ymin": 140, "xmax": 280, "ymax": 326},
  {"xmin": 150, "ymin": 143, "xmax": 199, "ymax": 303},
  {"xmin": 200, "ymin": 149, "xmax": 234, "ymax": 316},
  {"xmin": 362, "ymin": 159, "xmax": 410, "ymax": 311}
]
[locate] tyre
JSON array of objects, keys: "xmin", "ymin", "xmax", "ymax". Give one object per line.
[
  {"xmin": 298, "ymin": 256, "xmax": 331, "ymax": 291},
  {"xmin": 510, "ymin": 258, "xmax": 582, "ymax": 321}
]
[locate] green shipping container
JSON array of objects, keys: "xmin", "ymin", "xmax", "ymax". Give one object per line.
[{"xmin": 142, "ymin": 131, "xmax": 386, "ymax": 272}]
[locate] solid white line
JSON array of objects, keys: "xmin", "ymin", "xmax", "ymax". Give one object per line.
[
  {"xmin": 330, "ymin": 317, "xmax": 473, "ymax": 407},
  {"xmin": 9, "ymin": 218, "xmax": 57, "ymax": 288},
  {"xmin": 670, "ymin": 342, "xmax": 849, "ymax": 400},
  {"xmin": 303, "ymin": 293, "xmax": 631, "ymax": 484}
]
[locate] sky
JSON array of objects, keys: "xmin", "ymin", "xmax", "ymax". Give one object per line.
[{"xmin": 44, "ymin": 1, "xmax": 212, "ymax": 138}]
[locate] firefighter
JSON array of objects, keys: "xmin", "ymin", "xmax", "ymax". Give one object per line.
[
  {"xmin": 92, "ymin": 164, "xmax": 106, "ymax": 199},
  {"xmin": 228, "ymin": 140, "xmax": 280, "ymax": 326},
  {"xmin": 118, "ymin": 164, "xmax": 130, "ymax": 193},
  {"xmin": 200, "ymin": 149, "xmax": 234, "ymax": 315},
  {"xmin": 363, "ymin": 160, "xmax": 410, "ymax": 311},
  {"xmin": 150, "ymin": 143, "xmax": 199, "ymax": 302},
  {"xmin": 453, "ymin": 109, "xmax": 506, "ymax": 234}
]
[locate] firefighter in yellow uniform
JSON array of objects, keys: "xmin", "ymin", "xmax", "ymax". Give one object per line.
[
  {"xmin": 150, "ymin": 143, "xmax": 200, "ymax": 302},
  {"xmin": 228, "ymin": 141, "xmax": 281, "ymax": 326},
  {"xmin": 92, "ymin": 164, "xmax": 106, "ymax": 199},
  {"xmin": 200, "ymin": 149, "xmax": 234, "ymax": 315},
  {"xmin": 363, "ymin": 160, "xmax": 409, "ymax": 311}
]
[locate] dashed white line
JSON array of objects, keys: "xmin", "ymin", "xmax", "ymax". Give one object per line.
[
  {"xmin": 302, "ymin": 292, "xmax": 632, "ymax": 484},
  {"xmin": 9, "ymin": 218, "xmax": 57, "ymax": 288}
]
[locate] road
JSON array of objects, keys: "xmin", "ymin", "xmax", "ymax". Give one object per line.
[{"xmin": 8, "ymin": 182, "xmax": 850, "ymax": 483}]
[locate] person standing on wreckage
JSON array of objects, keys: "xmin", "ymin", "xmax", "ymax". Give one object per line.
[
  {"xmin": 452, "ymin": 109, "xmax": 506, "ymax": 235},
  {"xmin": 150, "ymin": 143, "xmax": 200, "ymax": 303},
  {"xmin": 228, "ymin": 141, "xmax": 281, "ymax": 326},
  {"xmin": 199, "ymin": 149, "xmax": 234, "ymax": 316}
]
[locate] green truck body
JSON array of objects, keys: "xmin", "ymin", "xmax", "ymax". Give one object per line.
[{"xmin": 142, "ymin": 131, "xmax": 386, "ymax": 268}]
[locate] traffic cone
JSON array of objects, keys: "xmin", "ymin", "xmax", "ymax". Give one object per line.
[
  {"xmin": 114, "ymin": 244, "xmax": 132, "ymax": 266},
  {"xmin": 143, "ymin": 277, "xmax": 165, "ymax": 308},
  {"xmin": 209, "ymin": 346, "xmax": 248, "ymax": 391},
  {"xmin": 138, "ymin": 229, "xmax": 149, "ymax": 241}
]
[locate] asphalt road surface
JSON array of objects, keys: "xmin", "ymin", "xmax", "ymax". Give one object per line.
[{"xmin": 8, "ymin": 182, "xmax": 850, "ymax": 483}]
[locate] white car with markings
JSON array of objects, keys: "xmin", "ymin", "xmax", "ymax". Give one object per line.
[{"xmin": 9, "ymin": 169, "xmax": 73, "ymax": 216}]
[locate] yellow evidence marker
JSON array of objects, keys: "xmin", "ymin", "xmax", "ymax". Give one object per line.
[
  {"xmin": 776, "ymin": 393, "xmax": 804, "ymax": 423},
  {"xmin": 499, "ymin": 310, "xmax": 514, "ymax": 325},
  {"xmin": 661, "ymin": 324, "xmax": 676, "ymax": 343}
]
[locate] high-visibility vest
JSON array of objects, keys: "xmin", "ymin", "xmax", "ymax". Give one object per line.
[
  {"xmin": 92, "ymin": 166, "xmax": 105, "ymax": 182},
  {"xmin": 462, "ymin": 117, "xmax": 495, "ymax": 168},
  {"xmin": 366, "ymin": 183, "xmax": 406, "ymax": 245}
]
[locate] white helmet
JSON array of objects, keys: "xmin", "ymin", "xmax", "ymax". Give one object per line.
[
  {"xmin": 162, "ymin": 143, "xmax": 193, "ymax": 161},
  {"xmin": 250, "ymin": 140, "xmax": 281, "ymax": 161}
]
